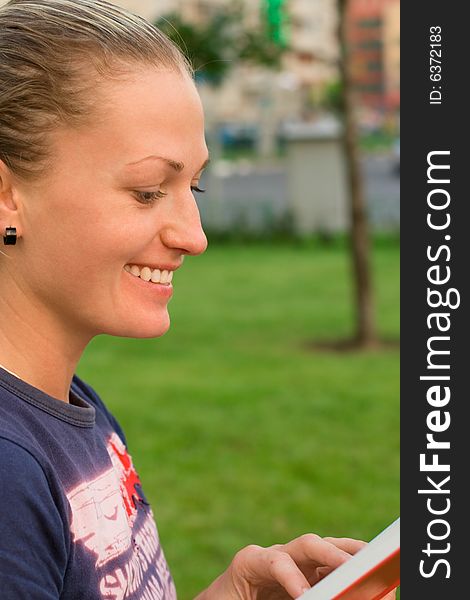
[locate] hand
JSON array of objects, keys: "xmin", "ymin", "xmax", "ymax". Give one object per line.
[{"xmin": 196, "ymin": 534, "xmax": 397, "ymax": 600}]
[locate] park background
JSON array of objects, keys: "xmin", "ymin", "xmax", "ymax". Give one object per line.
[{"xmin": 69, "ymin": 0, "xmax": 398, "ymax": 597}]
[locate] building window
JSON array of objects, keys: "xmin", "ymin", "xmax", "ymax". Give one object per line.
[
  {"xmin": 367, "ymin": 61, "xmax": 382, "ymax": 71},
  {"xmin": 357, "ymin": 18, "xmax": 381, "ymax": 28},
  {"xmin": 357, "ymin": 83, "xmax": 383, "ymax": 93},
  {"xmin": 357, "ymin": 39, "xmax": 382, "ymax": 49}
]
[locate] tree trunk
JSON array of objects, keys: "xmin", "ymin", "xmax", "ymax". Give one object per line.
[{"xmin": 337, "ymin": 0, "xmax": 378, "ymax": 347}]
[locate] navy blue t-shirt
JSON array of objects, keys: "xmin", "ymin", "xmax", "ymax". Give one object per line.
[{"xmin": 0, "ymin": 366, "xmax": 177, "ymax": 599}]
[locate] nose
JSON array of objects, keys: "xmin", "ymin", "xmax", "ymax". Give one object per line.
[{"xmin": 160, "ymin": 190, "xmax": 208, "ymax": 256}]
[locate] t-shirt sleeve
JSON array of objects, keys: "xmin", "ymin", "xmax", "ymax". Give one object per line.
[{"xmin": 0, "ymin": 438, "xmax": 68, "ymax": 599}]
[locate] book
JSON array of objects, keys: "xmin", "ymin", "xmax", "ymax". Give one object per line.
[{"xmin": 298, "ymin": 517, "xmax": 400, "ymax": 600}]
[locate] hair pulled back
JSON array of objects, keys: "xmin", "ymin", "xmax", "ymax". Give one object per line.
[{"xmin": 0, "ymin": 0, "xmax": 193, "ymax": 181}]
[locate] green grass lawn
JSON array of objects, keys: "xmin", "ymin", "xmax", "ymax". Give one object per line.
[{"xmin": 76, "ymin": 238, "xmax": 400, "ymax": 599}]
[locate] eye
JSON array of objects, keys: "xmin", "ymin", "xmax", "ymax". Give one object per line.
[
  {"xmin": 134, "ymin": 190, "xmax": 167, "ymax": 204},
  {"xmin": 133, "ymin": 185, "xmax": 206, "ymax": 206},
  {"xmin": 191, "ymin": 186, "xmax": 206, "ymax": 194}
]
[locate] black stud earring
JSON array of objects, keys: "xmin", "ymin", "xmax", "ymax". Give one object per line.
[{"xmin": 3, "ymin": 226, "xmax": 17, "ymax": 246}]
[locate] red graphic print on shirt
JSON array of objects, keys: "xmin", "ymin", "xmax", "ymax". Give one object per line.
[
  {"xmin": 107, "ymin": 433, "xmax": 145, "ymax": 527},
  {"xmin": 67, "ymin": 433, "xmax": 146, "ymax": 566},
  {"xmin": 66, "ymin": 433, "xmax": 177, "ymax": 598}
]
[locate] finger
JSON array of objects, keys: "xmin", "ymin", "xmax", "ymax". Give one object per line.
[
  {"xmin": 305, "ymin": 565, "xmax": 335, "ymax": 588},
  {"xmin": 263, "ymin": 549, "xmax": 312, "ymax": 599},
  {"xmin": 281, "ymin": 534, "xmax": 352, "ymax": 569},
  {"xmin": 316, "ymin": 566, "xmax": 333, "ymax": 581},
  {"xmin": 323, "ymin": 537, "xmax": 367, "ymax": 555}
]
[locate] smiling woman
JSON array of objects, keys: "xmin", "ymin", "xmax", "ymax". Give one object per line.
[{"xmin": 0, "ymin": 2, "xmax": 397, "ymax": 600}]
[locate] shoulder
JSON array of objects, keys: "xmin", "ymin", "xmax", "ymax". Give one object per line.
[
  {"xmin": 0, "ymin": 437, "xmax": 69, "ymax": 594},
  {"xmin": 0, "ymin": 435, "xmax": 70, "ymax": 538},
  {"xmin": 0, "ymin": 434, "xmax": 46, "ymax": 478},
  {"xmin": 0, "ymin": 435, "xmax": 58, "ymax": 504}
]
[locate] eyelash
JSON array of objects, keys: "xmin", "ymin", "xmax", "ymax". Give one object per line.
[{"xmin": 134, "ymin": 186, "xmax": 206, "ymax": 205}]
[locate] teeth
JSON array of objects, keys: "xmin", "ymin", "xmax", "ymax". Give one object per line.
[
  {"xmin": 140, "ymin": 266, "xmax": 152, "ymax": 282},
  {"xmin": 151, "ymin": 268, "xmax": 161, "ymax": 283},
  {"xmin": 125, "ymin": 264, "xmax": 174, "ymax": 285}
]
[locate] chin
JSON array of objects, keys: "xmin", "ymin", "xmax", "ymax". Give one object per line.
[{"xmin": 104, "ymin": 313, "xmax": 171, "ymax": 339}]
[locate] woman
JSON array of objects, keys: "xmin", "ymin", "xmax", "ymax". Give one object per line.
[{"xmin": 0, "ymin": 1, "xmax": 396, "ymax": 598}]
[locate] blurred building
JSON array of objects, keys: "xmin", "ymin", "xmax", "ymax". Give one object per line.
[
  {"xmin": 346, "ymin": 0, "xmax": 400, "ymax": 117},
  {"xmin": 285, "ymin": 0, "xmax": 338, "ymax": 86},
  {"xmin": 118, "ymin": 0, "xmax": 174, "ymax": 20},
  {"xmin": 109, "ymin": 0, "xmax": 340, "ymax": 128},
  {"xmin": 116, "ymin": 0, "xmax": 399, "ymax": 129},
  {"xmin": 382, "ymin": 1, "xmax": 400, "ymax": 113},
  {"xmin": 178, "ymin": 0, "xmax": 260, "ymax": 26}
]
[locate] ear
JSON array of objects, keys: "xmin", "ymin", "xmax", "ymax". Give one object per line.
[{"xmin": 0, "ymin": 159, "xmax": 22, "ymax": 239}]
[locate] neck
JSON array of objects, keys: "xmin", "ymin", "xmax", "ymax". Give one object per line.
[
  {"xmin": 0, "ymin": 363, "xmax": 21, "ymax": 379},
  {"xmin": 0, "ymin": 280, "xmax": 93, "ymax": 403}
]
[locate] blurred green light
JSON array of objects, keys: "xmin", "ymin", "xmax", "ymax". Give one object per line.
[{"xmin": 263, "ymin": 0, "xmax": 288, "ymax": 47}]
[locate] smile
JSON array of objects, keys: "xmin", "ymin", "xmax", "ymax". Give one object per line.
[{"xmin": 124, "ymin": 264, "xmax": 173, "ymax": 285}]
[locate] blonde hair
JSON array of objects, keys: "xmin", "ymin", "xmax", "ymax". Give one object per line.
[{"xmin": 0, "ymin": 0, "xmax": 194, "ymax": 181}]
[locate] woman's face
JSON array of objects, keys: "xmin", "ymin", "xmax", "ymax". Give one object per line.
[{"xmin": 12, "ymin": 68, "xmax": 209, "ymax": 340}]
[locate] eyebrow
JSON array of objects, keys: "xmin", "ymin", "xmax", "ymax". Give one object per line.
[{"xmin": 126, "ymin": 154, "xmax": 211, "ymax": 173}]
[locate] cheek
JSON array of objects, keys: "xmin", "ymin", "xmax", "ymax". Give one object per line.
[{"xmin": 27, "ymin": 183, "xmax": 160, "ymax": 277}]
